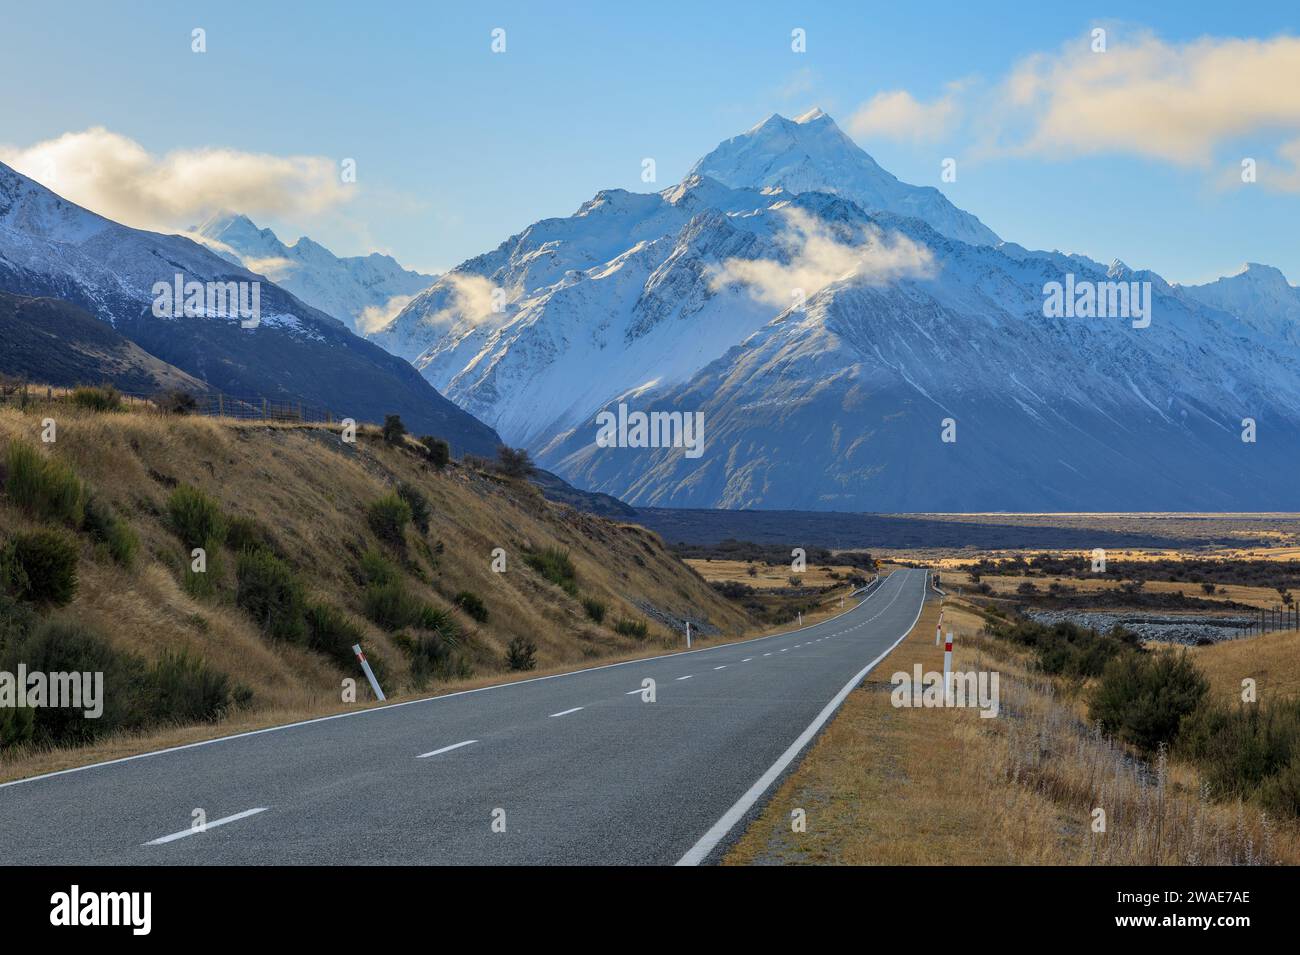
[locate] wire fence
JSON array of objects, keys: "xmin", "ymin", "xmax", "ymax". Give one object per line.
[{"xmin": 0, "ymin": 383, "xmax": 339, "ymax": 424}]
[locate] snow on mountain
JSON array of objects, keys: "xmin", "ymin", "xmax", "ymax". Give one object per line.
[
  {"xmin": 1180, "ymin": 264, "xmax": 1300, "ymax": 345},
  {"xmin": 0, "ymin": 160, "xmax": 503, "ymax": 454},
  {"xmin": 191, "ymin": 212, "xmax": 435, "ymax": 333},
  {"xmin": 688, "ymin": 107, "xmax": 1001, "ymax": 247},
  {"xmin": 366, "ymin": 110, "xmax": 1300, "ymax": 510}
]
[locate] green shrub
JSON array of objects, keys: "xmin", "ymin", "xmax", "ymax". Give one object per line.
[
  {"xmin": 397, "ymin": 629, "xmax": 468, "ymax": 686},
  {"xmin": 1259, "ymin": 754, "xmax": 1300, "ymax": 818},
  {"xmin": 155, "ymin": 389, "xmax": 198, "ymax": 415},
  {"xmin": 496, "ymin": 446, "xmax": 534, "ymax": 478},
  {"xmin": 8, "ymin": 530, "xmax": 79, "ymax": 605},
  {"xmin": 614, "ymin": 618, "xmax": 648, "ymax": 639},
  {"xmin": 167, "ymin": 485, "xmax": 228, "ymax": 550},
  {"xmin": 358, "ymin": 548, "xmax": 399, "ymax": 586},
  {"xmin": 235, "ymin": 548, "xmax": 305, "ymax": 642},
  {"xmin": 225, "ymin": 515, "xmax": 275, "ymax": 555},
  {"xmin": 454, "ymin": 590, "xmax": 488, "ymax": 623},
  {"xmin": 1088, "ymin": 650, "xmax": 1208, "ymax": 752},
  {"xmin": 82, "ymin": 495, "xmax": 138, "ymax": 566},
  {"xmin": 581, "ymin": 597, "xmax": 606, "ymax": 624},
  {"xmin": 0, "ymin": 704, "xmax": 34, "ymax": 749},
  {"xmin": 987, "ymin": 618, "xmax": 1140, "ymax": 679},
  {"xmin": 144, "ymin": 651, "xmax": 233, "ymax": 725},
  {"xmin": 4, "ymin": 440, "xmax": 84, "ymax": 526},
  {"xmin": 362, "ymin": 581, "xmax": 424, "ymax": 631},
  {"xmin": 506, "ymin": 636, "xmax": 537, "ymax": 671},
  {"xmin": 182, "ymin": 536, "xmax": 223, "ymax": 600},
  {"xmin": 1178, "ymin": 698, "xmax": 1300, "ymax": 806},
  {"xmin": 524, "ymin": 547, "xmax": 577, "ymax": 595},
  {"xmin": 71, "ymin": 384, "xmax": 121, "ymax": 412},
  {"xmin": 421, "ymin": 436, "xmax": 450, "ymax": 470},
  {"xmin": 367, "ymin": 493, "xmax": 411, "ymax": 547},
  {"xmin": 0, "ymin": 619, "xmax": 143, "ymax": 747},
  {"xmin": 305, "ymin": 602, "xmax": 365, "ymax": 671},
  {"xmin": 382, "ymin": 414, "xmax": 407, "ymax": 445},
  {"xmin": 0, "ymin": 593, "xmax": 36, "ymax": 653},
  {"xmin": 396, "ymin": 482, "xmax": 431, "ymax": 533},
  {"xmin": 416, "ymin": 603, "xmax": 460, "ymax": 638}
]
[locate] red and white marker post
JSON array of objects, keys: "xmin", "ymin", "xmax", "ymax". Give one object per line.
[
  {"xmin": 352, "ymin": 643, "xmax": 386, "ymax": 702},
  {"xmin": 943, "ymin": 631, "xmax": 954, "ymax": 704}
]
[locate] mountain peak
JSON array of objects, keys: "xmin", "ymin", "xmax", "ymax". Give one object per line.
[{"xmin": 687, "ymin": 111, "xmax": 1000, "ymax": 247}]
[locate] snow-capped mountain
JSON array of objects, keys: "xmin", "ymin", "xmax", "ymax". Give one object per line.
[
  {"xmin": 368, "ymin": 110, "xmax": 1300, "ymax": 510},
  {"xmin": 687, "ymin": 108, "xmax": 1000, "ymax": 247},
  {"xmin": 0, "ymin": 161, "xmax": 502, "ymax": 455},
  {"xmin": 191, "ymin": 212, "xmax": 435, "ymax": 333},
  {"xmin": 1182, "ymin": 264, "xmax": 1300, "ymax": 346}
]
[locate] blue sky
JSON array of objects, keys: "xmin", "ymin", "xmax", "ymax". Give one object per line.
[{"xmin": 1, "ymin": 0, "xmax": 1297, "ymax": 284}]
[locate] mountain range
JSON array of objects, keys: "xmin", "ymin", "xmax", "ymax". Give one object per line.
[
  {"xmin": 0, "ymin": 161, "xmax": 501, "ymax": 456},
  {"xmin": 368, "ymin": 109, "xmax": 1300, "ymax": 511},
  {"xmin": 190, "ymin": 212, "xmax": 435, "ymax": 335}
]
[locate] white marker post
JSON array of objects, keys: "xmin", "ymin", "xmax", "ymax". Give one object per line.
[
  {"xmin": 936, "ymin": 610, "xmax": 944, "ymax": 645},
  {"xmin": 798, "ymin": 611, "xmax": 803, "ymax": 627},
  {"xmin": 943, "ymin": 631, "xmax": 954, "ymax": 705},
  {"xmin": 352, "ymin": 643, "xmax": 386, "ymax": 702},
  {"xmin": 685, "ymin": 621, "xmax": 692, "ymax": 649}
]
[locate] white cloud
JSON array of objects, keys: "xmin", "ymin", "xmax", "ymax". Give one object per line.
[
  {"xmin": 418, "ymin": 274, "xmax": 503, "ymax": 331},
  {"xmin": 847, "ymin": 89, "xmax": 959, "ymax": 142},
  {"xmin": 992, "ymin": 31, "xmax": 1300, "ymax": 165},
  {"xmin": 709, "ymin": 207, "xmax": 936, "ymax": 307},
  {"xmin": 359, "ymin": 293, "xmax": 417, "ymax": 335},
  {"xmin": 0, "ymin": 127, "xmax": 353, "ymax": 231}
]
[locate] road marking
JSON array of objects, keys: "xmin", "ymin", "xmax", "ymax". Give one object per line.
[
  {"xmin": 677, "ymin": 570, "xmax": 924, "ymax": 867},
  {"xmin": 145, "ymin": 807, "xmax": 268, "ymax": 846},
  {"xmin": 549, "ymin": 706, "xmax": 584, "ymax": 718},
  {"xmin": 762, "ymin": 652, "xmax": 772, "ymax": 657},
  {"xmin": 676, "ymin": 675, "xmax": 693, "ymax": 681},
  {"xmin": 714, "ymin": 666, "xmax": 727, "ymax": 670},
  {"xmin": 780, "ymin": 648, "xmax": 789, "ymax": 652},
  {"xmin": 741, "ymin": 657, "xmax": 753, "ymax": 662},
  {"xmin": 417, "ymin": 739, "xmax": 478, "ymax": 758},
  {"xmin": 625, "ymin": 687, "xmax": 644, "ymax": 695}
]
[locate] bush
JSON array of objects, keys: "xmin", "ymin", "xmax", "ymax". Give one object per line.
[
  {"xmin": 454, "ymin": 590, "xmax": 488, "ymax": 623},
  {"xmin": 1088, "ymin": 650, "xmax": 1208, "ymax": 752},
  {"xmin": 82, "ymin": 495, "xmax": 138, "ymax": 566},
  {"xmin": 986, "ymin": 618, "xmax": 1139, "ymax": 679},
  {"xmin": 225, "ymin": 515, "xmax": 275, "ymax": 556},
  {"xmin": 235, "ymin": 548, "xmax": 305, "ymax": 642},
  {"xmin": 0, "ymin": 703, "xmax": 34, "ymax": 749},
  {"xmin": 367, "ymin": 493, "xmax": 411, "ymax": 547},
  {"xmin": 0, "ymin": 619, "xmax": 143, "ymax": 747},
  {"xmin": 305, "ymin": 602, "xmax": 365, "ymax": 670},
  {"xmin": 71, "ymin": 384, "xmax": 121, "ymax": 412},
  {"xmin": 7, "ymin": 530, "xmax": 79, "ymax": 605},
  {"xmin": 182, "ymin": 536, "xmax": 223, "ymax": 599},
  {"xmin": 396, "ymin": 482, "xmax": 431, "ymax": 534},
  {"xmin": 4, "ymin": 440, "xmax": 84, "ymax": 526},
  {"xmin": 155, "ymin": 389, "xmax": 198, "ymax": 415},
  {"xmin": 362, "ymin": 581, "xmax": 424, "ymax": 631},
  {"xmin": 581, "ymin": 597, "xmax": 606, "ymax": 624},
  {"xmin": 1178, "ymin": 698, "xmax": 1300, "ymax": 807},
  {"xmin": 144, "ymin": 651, "xmax": 233, "ymax": 725},
  {"xmin": 382, "ymin": 414, "xmax": 407, "ymax": 445},
  {"xmin": 421, "ymin": 436, "xmax": 450, "ymax": 470},
  {"xmin": 396, "ymin": 628, "xmax": 466, "ymax": 686},
  {"xmin": 167, "ymin": 485, "xmax": 227, "ymax": 550},
  {"xmin": 614, "ymin": 618, "xmax": 648, "ymax": 639},
  {"xmin": 496, "ymin": 445, "xmax": 534, "ymax": 478},
  {"xmin": 358, "ymin": 548, "xmax": 399, "ymax": 586},
  {"xmin": 0, "ymin": 593, "xmax": 36, "ymax": 652},
  {"xmin": 524, "ymin": 547, "xmax": 577, "ymax": 596},
  {"xmin": 506, "ymin": 636, "xmax": 537, "ymax": 671},
  {"xmin": 1259, "ymin": 754, "xmax": 1300, "ymax": 818}
]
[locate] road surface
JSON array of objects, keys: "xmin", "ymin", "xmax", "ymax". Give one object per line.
[{"xmin": 0, "ymin": 567, "xmax": 930, "ymax": 864}]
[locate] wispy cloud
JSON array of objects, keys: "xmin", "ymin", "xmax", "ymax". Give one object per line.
[
  {"xmin": 708, "ymin": 207, "xmax": 935, "ymax": 307},
  {"xmin": 359, "ymin": 293, "xmax": 418, "ymax": 334},
  {"xmin": 0, "ymin": 127, "xmax": 354, "ymax": 231},
  {"xmin": 847, "ymin": 89, "xmax": 960, "ymax": 142},
  {"xmin": 410, "ymin": 273, "xmax": 503, "ymax": 332}
]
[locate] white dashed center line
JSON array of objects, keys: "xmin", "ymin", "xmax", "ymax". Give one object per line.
[
  {"xmin": 714, "ymin": 666, "xmax": 727, "ymax": 670},
  {"xmin": 549, "ymin": 707, "xmax": 584, "ymax": 718},
  {"xmin": 418, "ymin": 739, "xmax": 478, "ymax": 758},
  {"xmin": 676, "ymin": 675, "xmax": 693, "ymax": 681},
  {"xmin": 145, "ymin": 807, "xmax": 268, "ymax": 846}
]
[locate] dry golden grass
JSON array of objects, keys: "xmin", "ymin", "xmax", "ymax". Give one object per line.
[
  {"xmin": 727, "ymin": 597, "xmax": 1300, "ymax": 865},
  {"xmin": 1187, "ymin": 628, "xmax": 1300, "ymax": 704},
  {"xmin": 686, "ymin": 558, "xmax": 861, "ymax": 591},
  {"xmin": 0, "ymin": 405, "xmax": 756, "ymax": 781},
  {"xmin": 941, "ymin": 568, "xmax": 1285, "ymax": 610}
]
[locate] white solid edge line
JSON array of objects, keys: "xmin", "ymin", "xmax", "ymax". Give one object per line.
[
  {"xmin": 417, "ymin": 739, "xmax": 478, "ymax": 758},
  {"xmin": 548, "ymin": 706, "xmax": 584, "ymax": 718},
  {"xmin": 675, "ymin": 570, "xmax": 926, "ymax": 866},
  {"xmin": 0, "ymin": 573, "xmax": 903, "ymax": 791},
  {"xmin": 144, "ymin": 807, "xmax": 268, "ymax": 846}
]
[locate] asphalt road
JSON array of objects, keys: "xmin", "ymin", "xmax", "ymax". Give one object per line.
[{"xmin": 0, "ymin": 567, "xmax": 930, "ymax": 865}]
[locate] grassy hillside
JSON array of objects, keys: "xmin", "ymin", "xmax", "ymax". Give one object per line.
[{"xmin": 0, "ymin": 402, "xmax": 750, "ymax": 780}]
